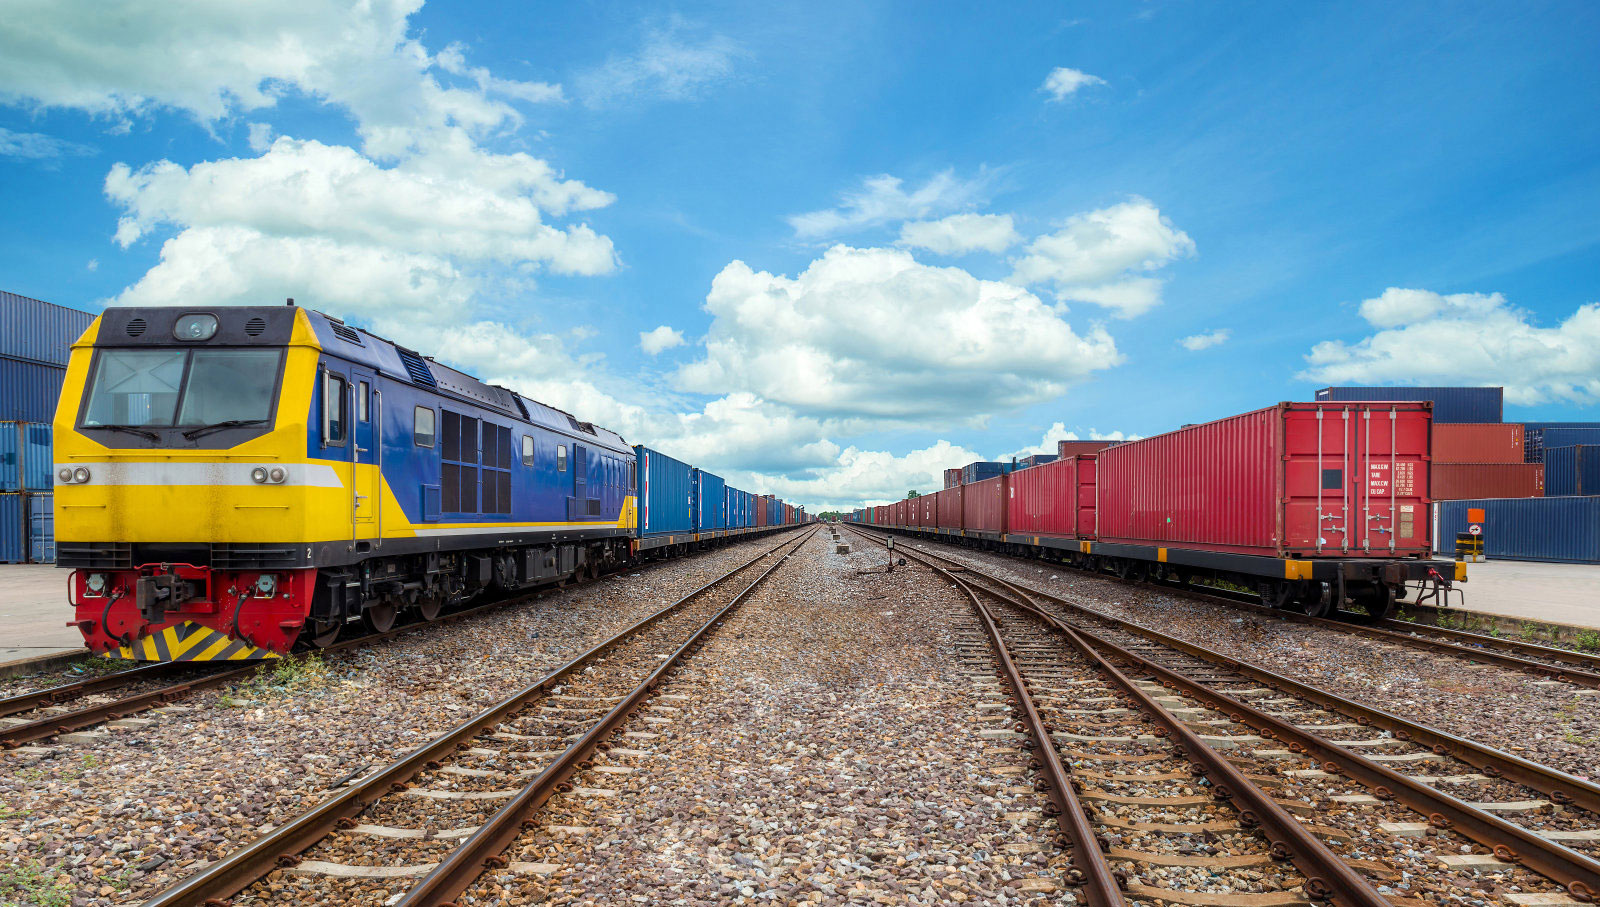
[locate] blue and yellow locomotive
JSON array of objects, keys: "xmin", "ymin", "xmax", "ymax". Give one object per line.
[{"xmin": 55, "ymin": 304, "xmax": 642, "ymax": 660}]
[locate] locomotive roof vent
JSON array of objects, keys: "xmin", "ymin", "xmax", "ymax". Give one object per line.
[
  {"xmin": 329, "ymin": 322, "xmax": 363, "ymax": 345},
  {"xmin": 126, "ymin": 317, "xmax": 146, "ymax": 337},
  {"xmin": 244, "ymin": 316, "xmax": 267, "ymax": 336}
]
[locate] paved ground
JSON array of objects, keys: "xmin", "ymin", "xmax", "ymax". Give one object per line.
[
  {"xmin": 0, "ymin": 563, "xmax": 82, "ymax": 663},
  {"xmin": 1454, "ymin": 558, "xmax": 1600, "ymax": 628}
]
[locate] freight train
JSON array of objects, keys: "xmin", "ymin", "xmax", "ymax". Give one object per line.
[
  {"xmin": 850, "ymin": 402, "xmax": 1466, "ymax": 621},
  {"xmin": 51, "ymin": 305, "xmax": 809, "ymax": 662}
]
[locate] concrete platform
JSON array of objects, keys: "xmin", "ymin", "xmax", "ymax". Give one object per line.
[
  {"xmin": 1449, "ymin": 559, "xmax": 1600, "ymax": 630},
  {"xmin": 0, "ymin": 563, "xmax": 86, "ymax": 667}
]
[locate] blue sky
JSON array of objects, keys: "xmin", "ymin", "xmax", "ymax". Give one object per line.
[{"xmin": 2, "ymin": 1, "xmax": 1597, "ymax": 508}]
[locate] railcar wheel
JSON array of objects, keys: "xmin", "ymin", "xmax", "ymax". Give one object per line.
[
  {"xmin": 417, "ymin": 596, "xmax": 443, "ymax": 621},
  {"xmin": 1259, "ymin": 581, "xmax": 1297, "ymax": 609},
  {"xmin": 1297, "ymin": 581, "xmax": 1335, "ymax": 619},
  {"xmin": 308, "ymin": 620, "xmax": 342, "ymax": 648},
  {"xmin": 1113, "ymin": 560, "xmax": 1135, "ymax": 582},
  {"xmin": 363, "ymin": 601, "xmax": 398, "ymax": 634},
  {"xmin": 1347, "ymin": 585, "xmax": 1396, "ymax": 623}
]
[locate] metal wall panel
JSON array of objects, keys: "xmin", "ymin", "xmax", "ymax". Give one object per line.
[
  {"xmin": 1434, "ymin": 497, "xmax": 1600, "ymax": 563},
  {"xmin": 1315, "ymin": 386, "xmax": 1502, "ymax": 423},
  {"xmin": 27, "ymin": 492, "xmax": 53, "ymax": 563},
  {"xmin": 1432, "ymin": 423, "xmax": 1524, "ymax": 464},
  {"xmin": 1543, "ymin": 446, "xmax": 1600, "ymax": 496},
  {"xmin": 691, "ymin": 469, "xmax": 726, "ymax": 531},
  {"xmin": 635, "ymin": 446, "xmax": 693, "ymax": 536},
  {"xmin": 1007, "ymin": 456, "xmax": 1076, "ymax": 537},
  {"xmin": 0, "ymin": 494, "xmax": 23, "ymax": 563},
  {"xmin": 1098, "ymin": 402, "xmax": 1433, "ymax": 557},
  {"xmin": 0, "ymin": 291, "xmax": 95, "ymax": 367},
  {"xmin": 937, "ymin": 485, "xmax": 962, "ymax": 527},
  {"xmin": 0, "ymin": 423, "xmax": 17, "ymax": 492},
  {"xmin": 21, "ymin": 422, "xmax": 52, "ymax": 491},
  {"xmin": 962, "ymin": 474, "xmax": 1006, "ymax": 533},
  {"xmin": 0, "ymin": 358, "xmax": 67, "ymax": 423},
  {"xmin": 1430, "ymin": 463, "xmax": 1544, "ymax": 500}
]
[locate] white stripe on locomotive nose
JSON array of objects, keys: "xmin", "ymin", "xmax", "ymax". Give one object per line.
[{"xmin": 54, "ymin": 461, "xmax": 344, "ymax": 488}]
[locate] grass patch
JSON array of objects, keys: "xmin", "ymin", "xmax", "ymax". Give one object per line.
[
  {"xmin": 231, "ymin": 653, "xmax": 338, "ymax": 702},
  {"xmin": 1575, "ymin": 629, "xmax": 1600, "ymax": 652},
  {"xmin": 0, "ymin": 857, "xmax": 72, "ymax": 907}
]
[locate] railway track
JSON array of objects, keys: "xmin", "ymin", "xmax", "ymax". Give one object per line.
[
  {"xmin": 847, "ymin": 525, "xmax": 1600, "ymax": 905},
  {"xmin": 139, "ymin": 526, "xmax": 816, "ymax": 907},
  {"xmin": 0, "ymin": 531, "xmax": 804, "ymax": 750}
]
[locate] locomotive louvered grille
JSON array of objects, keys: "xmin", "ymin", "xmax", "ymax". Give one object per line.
[
  {"xmin": 329, "ymin": 322, "xmax": 363, "ymax": 345},
  {"xmin": 244, "ymin": 316, "xmax": 267, "ymax": 336},
  {"xmin": 57, "ymin": 542, "xmax": 133, "ymax": 569},
  {"xmin": 395, "ymin": 346, "xmax": 437, "ymax": 387},
  {"xmin": 211, "ymin": 544, "xmax": 301, "ymax": 569},
  {"xmin": 125, "ymin": 318, "xmax": 147, "ymax": 337}
]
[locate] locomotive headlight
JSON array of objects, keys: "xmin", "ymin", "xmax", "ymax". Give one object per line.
[
  {"xmin": 58, "ymin": 467, "xmax": 73, "ymax": 484},
  {"xmin": 268, "ymin": 467, "xmax": 286, "ymax": 484},
  {"xmin": 72, "ymin": 467, "xmax": 90, "ymax": 484},
  {"xmin": 173, "ymin": 312, "xmax": 219, "ymax": 341},
  {"xmin": 251, "ymin": 466, "xmax": 269, "ymax": 484},
  {"xmin": 255, "ymin": 574, "xmax": 277, "ymax": 596},
  {"xmin": 86, "ymin": 573, "xmax": 107, "ymax": 595}
]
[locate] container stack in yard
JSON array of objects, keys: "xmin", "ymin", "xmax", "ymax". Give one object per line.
[
  {"xmin": 943, "ymin": 468, "xmax": 961, "ymax": 489},
  {"xmin": 1, "ymin": 291, "xmax": 96, "ymax": 563},
  {"xmin": 1544, "ymin": 445, "xmax": 1600, "ymax": 497},
  {"xmin": 1315, "ymin": 385, "xmax": 1503, "ymax": 422},
  {"xmin": 1435, "ymin": 498, "xmax": 1600, "ymax": 564},
  {"xmin": 1523, "ymin": 424, "xmax": 1600, "ymax": 462},
  {"xmin": 960, "ymin": 461, "xmax": 1010, "ymax": 485}
]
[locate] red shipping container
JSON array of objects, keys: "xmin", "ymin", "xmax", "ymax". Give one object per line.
[
  {"xmin": 1058, "ymin": 440, "xmax": 1119, "ymax": 458},
  {"xmin": 1430, "ymin": 463, "xmax": 1544, "ymax": 500},
  {"xmin": 962, "ymin": 474, "xmax": 1007, "ymax": 533},
  {"xmin": 944, "ymin": 468, "xmax": 962, "ymax": 489},
  {"xmin": 1097, "ymin": 402, "xmax": 1434, "ymax": 557},
  {"xmin": 1007, "ymin": 455, "xmax": 1098, "ymax": 539},
  {"xmin": 916, "ymin": 494, "xmax": 936, "ymax": 527},
  {"xmin": 938, "ymin": 485, "xmax": 963, "ymax": 527},
  {"xmin": 1431, "ymin": 423, "xmax": 1525, "ymax": 464}
]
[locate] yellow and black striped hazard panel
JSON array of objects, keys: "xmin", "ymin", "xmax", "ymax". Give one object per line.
[{"xmin": 112, "ymin": 621, "xmax": 281, "ymax": 662}]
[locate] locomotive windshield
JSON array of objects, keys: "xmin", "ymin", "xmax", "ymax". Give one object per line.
[{"xmin": 83, "ymin": 348, "xmax": 282, "ymax": 428}]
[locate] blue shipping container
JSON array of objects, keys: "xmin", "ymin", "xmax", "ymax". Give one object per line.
[
  {"xmin": 0, "ymin": 494, "xmax": 22, "ymax": 564},
  {"xmin": 21, "ymin": 423, "xmax": 52, "ymax": 491},
  {"xmin": 1543, "ymin": 445, "xmax": 1600, "ymax": 496},
  {"xmin": 0, "ymin": 291, "xmax": 95, "ymax": 367},
  {"xmin": 1434, "ymin": 497, "xmax": 1600, "ymax": 564},
  {"xmin": 0, "ymin": 358, "xmax": 67, "ymax": 424},
  {"xmin": 1522, "ymin": 422, "xmax": 1600, "ymax": 462},
  {"xmin": 635, "ymin": 446, "xmax": 693, "ymax": 537},
  {"xmin": 27, "ymin": 493, "xmax": 52, "ymax": 563},
  {"xmin": 692, "ymin": 468, "xmax": 726, "ymax": 532},
  {"xmin": 1315, "ymin": 386, "xmax": 1502, "ymax": 423},
  {"xmin": 0, "ymin": 423, "xmax": 17, "ymax": 492}
]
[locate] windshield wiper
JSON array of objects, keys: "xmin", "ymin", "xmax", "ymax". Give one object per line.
[
  {"xmin": 182, "ymin": 419, "xmax": 269, "ymax": 440},
  {"xmin": 91, "ymin": 424, "xmax": 160, "ymax": 441}
]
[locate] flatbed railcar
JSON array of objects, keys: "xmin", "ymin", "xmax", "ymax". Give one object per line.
[
  {"xmin": 860, "ymin": 401, "xmax": 1465, "ymax": 620},
  {"xmin": 51, "ymin": 305, "xmax": 804, "ymax": 662}
]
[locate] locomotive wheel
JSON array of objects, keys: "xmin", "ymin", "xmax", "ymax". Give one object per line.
[
  {"xmin": 363, "ymin": 601, "xmax": 398, "ymax": 634},
  {"xmin": 417, "ymin": 596, "xmax": 443, "ymax": 621},
  {"xmin": 308, "ymin": 620, "xmax": 342, "ymax": 648}
]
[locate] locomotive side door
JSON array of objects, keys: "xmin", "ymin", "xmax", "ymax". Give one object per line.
[{"xmin": 350, "ymin": 366, "xmax": 379, "ymax": 546}]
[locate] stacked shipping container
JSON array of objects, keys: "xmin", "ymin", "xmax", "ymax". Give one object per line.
[
  {"xmin": 1057, "ymin": 440, "xmax": 1119, "ymax": 457},
  {"xmin": 1315, "ymin": 386, "xmax": 1502, "ymax": 423},
  {"xmin": 1545, "ymin": 446, "xmax": 1600, "ymax": 497},
  {"xmin": 1435, "ymin": 498, "xmax": 1600, "ymax": 564}
]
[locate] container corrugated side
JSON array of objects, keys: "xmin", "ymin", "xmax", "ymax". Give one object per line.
[
  {"xmin": 635, "ymin": 445, "xmax": 693, "ymax": 536},
  {"xmin": 692, "ymin": 469, "xmax": 725, "ymax": 531},
  {"xmin": 20, "ymin": 422, "xmax": 52, "ymax": 491},
  {"xmin": 944, "ymin": 468, "xmax": 962, "ymax": 489},
  {"xmin": 1542, "ymin": 446, "xmax": 1600, "ymax": 496},
  {"xmin": 0, "ymin": 494, "xmax": 23, "ymax": 564},
  {"xmin": 0, "ymin": 359, "xmax": 67, "ymax": 424},
  {"xmin": 0, "ymin": 291, "xmax": 95, "ymax": 367},
  {"xmin": 938, "ymin": 485, "xmax": 962, "ymax": 527},
  {"xmin": 1058, "ymin": 440, "xmax": 1118, "ymax": 457},
  {"xmin": 0, "ymin": 423, "xmax": 18, "ymax": 492},
  {"xmin": 1430, "ymin": 463, "xmax": 1544, "ymax": 500},
  {"xmin": 920, "ymin": 493, "xmax": 937, "ymax": 527},
  {"xmin": 27, "ymin": 492, "xmax": 53, "ymax": 563},
  {"xmin": 963, "ymin": 474, "xmax": 1006, "ymax": 533},
  {"xmin": 1434, "ymin": 497, "xmax": 1600, "ymax": 563},
  {"xmin": 1099, "ymin": 402, "xmax": 1433, "ymax": 557},
  {"xmin": 1522, "ymin": 422, "xmax": 1600, "ymax": 462},
  {"xmin": 1315, "ymin": 386, "xmax": 1502, "ymax": 423},
  {"xmin": 1007, "ymin": 457, "xmax": 1076, "ymax": 537},
  {"xmin": 1432, "ymin": 423, "xmax": 1524, "ymax": 464}
]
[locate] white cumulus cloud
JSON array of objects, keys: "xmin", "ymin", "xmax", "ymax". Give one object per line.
[
  {"xmin": 676, "ymin": 244, "xmax": 1122, "ymax": 425},
  {"xmin": 1179, "ymin": 329, "xmax": 1230, "ymax": 351},
  {"xmin": 788, "ymin": 170, "xmax": 992, "ymax": 239},
  {"xmin": 639, "ymin": 325, "xmax": 686, "ymax": 354},
  {"xmin": 1300, "ymin": 288, "xmax": 1600, "ymax": 406},
  {"xmin": 897, "ymin": 213, "xmax": 1021, "ymax": 256},
  {"xmin": 1003, "ymin": 422, "xmax": 1137, "ymax": 459},
  {"xmin": 1009, "ymin": 197, "xmax": 1195, "ymax": 317},
  {"xmin": 1040, "ymin": 66, "xmax": 1106, "ymax": 101},
  {"xmin": 0, "ymin": 125, "xmax": 93, "ymax": 160}
]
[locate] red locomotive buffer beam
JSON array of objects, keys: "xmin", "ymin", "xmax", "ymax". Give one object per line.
[{"xmin": 70, "ymin": 566, "xmax": 317, "ymax": 659}]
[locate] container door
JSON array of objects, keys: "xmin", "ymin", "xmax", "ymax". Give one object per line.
[{"xmin": 350, "ymin": 367, "xmax": 379, "ymax": 543}]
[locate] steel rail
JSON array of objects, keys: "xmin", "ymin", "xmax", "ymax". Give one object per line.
[
  {"xmin": 947, "ymin": 570, "xmax": 1123, "ymax": 904},
  {"xmin": 0, "ymin": 662, "xmax": 180, "ymax": 718},
  {"xmin": 396, "ymin": 528, "xmax": 818, "ymax": 906},
  {"xmin": 4, "ymin": 529, "xmax": 805, "ymax": 748},
  {"xmin": 1373, "ymin": 616, "xmax": 1600, "ymax": 673},
  {"xmin": 848, "ymin": 527, "xmax": 1600, "ymax": 903},
  {"xmin": 911, "ymin": 550, "xmax": 1389, "ymax": 906},
  {"xmin": 139, "ymin": 528, "xmax": 814, "ymax": 907},
  {"xmin": 846, "ymin": 526, "xmax": 1600, "ymax": 815}
]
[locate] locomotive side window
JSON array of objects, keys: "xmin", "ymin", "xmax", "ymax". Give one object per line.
[
  {"xmin": 358, "ymin": 381, "xmax": 370, "ymax": 422},
  {"xmin": 482, "ymin": 423, "xmax": 513, "ymax": 514},
  {"xmin": 413, "ymin": 407, "xmax": 435, "ymax": 448},
  {"xmin": 521, "ymin": 435, "xmax": 534, "ymax": 466},
  {"xmin": 325, "ymin": 374, "xmax": 348, "ymax": 445},
  {"xmin": 557, "ymin": 444, "xmax": 567, "ymax": 472}
]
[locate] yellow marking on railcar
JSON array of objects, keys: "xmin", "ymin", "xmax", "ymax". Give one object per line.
[
  {"xmin": 1285, "ymin": 559, "xmax": 1315, "ymax": 580},
  {"xmin": 1079, "ymin": 541, "xmax": 1093, "ymax": 554},
  {"xmin": 111, "ymin": 622, "xmax": 280, "ymax": 662},
  {"xmin": 1455, "ymin": 560, "xmax": 1468, "ymax": 581},
  {"xmin": 1157, "ymin": 548, "xmax": 1168, "ymax": 562}
]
